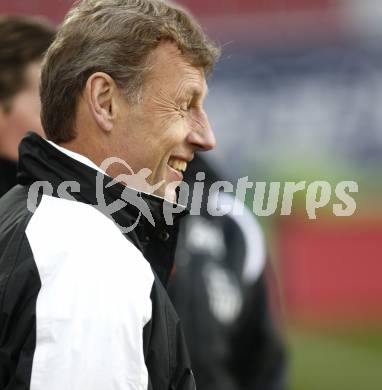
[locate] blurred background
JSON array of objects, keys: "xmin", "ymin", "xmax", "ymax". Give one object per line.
[{"xmin": 2, "ymin": 0, "xmax": 382, "ymax": 388}]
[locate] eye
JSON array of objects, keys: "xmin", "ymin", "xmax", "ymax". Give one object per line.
[{"xmin": 180, "ymin": 100, "xmax": 192, "ymax": 112}]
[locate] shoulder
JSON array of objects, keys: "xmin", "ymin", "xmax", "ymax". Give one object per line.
[
  {"xmin": 26, "ymin": 194, "xmax": 155, "ymax": 309},
  {"xmin": 26, "ymin": 194, "xmax": 148, "ymax": 266}
]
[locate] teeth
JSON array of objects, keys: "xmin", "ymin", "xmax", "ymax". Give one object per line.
[{"xmin": 168, "ymin": 158, "xmax": 187, "ymax": 173}]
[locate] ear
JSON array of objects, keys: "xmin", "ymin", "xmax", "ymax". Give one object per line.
[{"xmin": 84, "ymin": 72, "xmax": 117, "ymax": 132}]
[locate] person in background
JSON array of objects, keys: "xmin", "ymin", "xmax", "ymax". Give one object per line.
[
  {"xmin": 169, "ymin": 154, "xmax": 287, "ymax": 390},
  {"xmin": 0, "ymin": 15, "xmax": 55, "ymax": 197}
]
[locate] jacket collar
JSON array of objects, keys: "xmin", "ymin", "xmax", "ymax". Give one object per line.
[{"xmin": 17, "ymin": 132, "xmax": 188, "ymax": 286}]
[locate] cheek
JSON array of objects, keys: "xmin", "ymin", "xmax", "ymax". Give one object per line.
[
  {"xmin": 159, "ymin": 117, "xmax": 188, "ymax": 148},
  {"xmin": 157, "ymin": 114, "xmax": 185, "ymax": 144},
  {"xmin": 9, "ymin": 91, "xmax": 43, "ymax": 136}
]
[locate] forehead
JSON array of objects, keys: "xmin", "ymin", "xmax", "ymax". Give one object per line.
[{"xmin": 146, "ymin": 41, "xmax": 207, "ymax": 96}]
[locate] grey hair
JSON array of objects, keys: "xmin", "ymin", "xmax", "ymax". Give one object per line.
[{"xmin": 40, "ymin": 0, "xmax": 220, "ymax": 143}]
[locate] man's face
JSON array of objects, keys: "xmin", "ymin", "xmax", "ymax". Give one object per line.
[
  {"xmin": 113, "ymin": 41, "xmax": 216, "ymax": 202},
  {"xmin": 0, "ymin": 62, "xmax": 44, "ymax": 160}
]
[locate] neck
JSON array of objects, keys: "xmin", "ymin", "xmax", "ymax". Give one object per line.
[
  {"xmin": 0, "ymin": 139, "xmax": 18, "ymax": 161},
  {"xmin": 59, "ymin": 132, "xmax": 107, "ymax": 171}
]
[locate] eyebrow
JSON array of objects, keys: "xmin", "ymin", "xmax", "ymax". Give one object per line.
[{"xmin": 187, "ymin": 85, "xmax": 209, "ymax": 100}]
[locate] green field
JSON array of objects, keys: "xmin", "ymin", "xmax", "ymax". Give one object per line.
[{"xmin": 288, "ymin": 327, "xmax": 382, "ymax": 390}]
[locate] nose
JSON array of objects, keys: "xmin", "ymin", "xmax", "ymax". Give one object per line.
[{"xmin": 187, "ymin": 116, "xmax": 216, "ymax": 152}]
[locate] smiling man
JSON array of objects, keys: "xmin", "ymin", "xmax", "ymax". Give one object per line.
[
  {"xmin": 56, "ymin": 39, "xmax": 215, "ymax": 202},
  {"xmin": 0, "ymin": 1, "xmax": 219, "ymax": 389}
]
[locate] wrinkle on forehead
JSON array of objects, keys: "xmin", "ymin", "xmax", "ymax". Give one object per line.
[
  {"xmin": 138, "ymin": 41, "xmax": 208, "ymax": 132},
  {"xmin": 144, "ymin": 41, "xmax": 206, "ymax": 99},
  {"xmin": 173, "ymin": 74, "xmax": 204, "ymax": 103}
]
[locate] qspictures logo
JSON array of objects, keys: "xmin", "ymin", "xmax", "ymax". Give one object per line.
[{"xmin": 27, "ymin": 157, "xmax": 359, "ymax": 233}]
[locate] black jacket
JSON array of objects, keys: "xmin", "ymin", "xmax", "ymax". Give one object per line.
[
  {"xmin": 0, "ymin": 157, "xmax": 17, "ymax": 198},
  {"xmin": 0, "ymin": 133, "xmax": 194, "ymax": 390}
]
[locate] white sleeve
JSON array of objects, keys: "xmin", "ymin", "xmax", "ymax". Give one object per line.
[{"xmin": 26, "ymin": 195, "xmax": 154, "ymax": 390}]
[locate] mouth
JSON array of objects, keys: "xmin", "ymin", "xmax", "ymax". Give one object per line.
[{"xmin": 167, "ymin": 157, "xmax": 188, "ymax": 180}]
